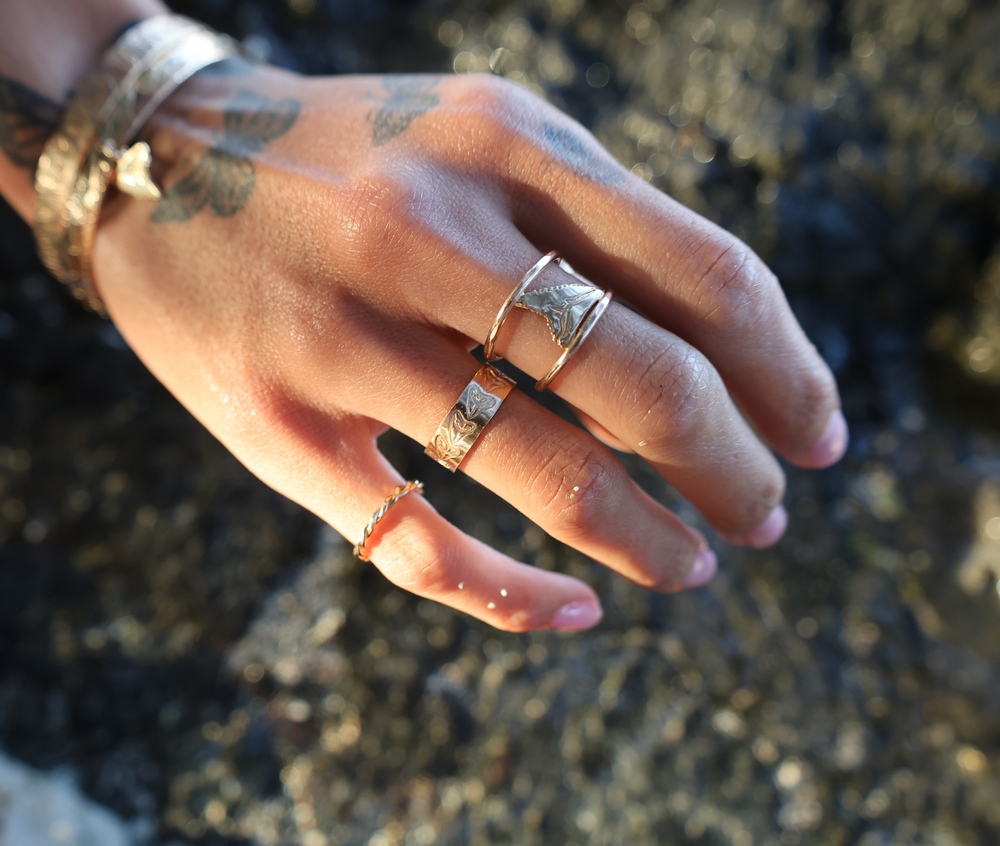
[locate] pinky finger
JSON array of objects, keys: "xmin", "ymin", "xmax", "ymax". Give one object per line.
[{"xmin": 320, "ymin": 434, "xmax": 604, "ymax": 632}]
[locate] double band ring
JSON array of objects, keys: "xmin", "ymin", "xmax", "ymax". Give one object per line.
[
  {"xmin": 425, "ymin": 363, "xmax": 516, "ymax": 471},
  {"xmin": 485, "ymin": 251, "xmax": 613, "ymax": 391},
  {"xmin": 483, "ymin": 251, "xmax": 561, "ymax": 361},
  {"xmin": 354, "ymin": 480, "xmax": 425, "ymax": 561},
  {"xmin": 535, "ymin": 287, "xmax": 613, "ymax": 391}
]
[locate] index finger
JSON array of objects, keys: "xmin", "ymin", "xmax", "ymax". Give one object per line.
[{"xmin": 504, "ymin": 108, "xmax": 847, "ymax": 468}]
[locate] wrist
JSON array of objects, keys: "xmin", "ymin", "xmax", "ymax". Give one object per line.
[
  {"xmin": 31, "ymin": 17, "xmax": 241, "ymax": 310},
  {"xmin": 0, "ymin": 0, "xmax": 170, "ymax": 219},
  {"xmin": 0, "ymin": 0, "xmax": 169, "ymax": 103}
]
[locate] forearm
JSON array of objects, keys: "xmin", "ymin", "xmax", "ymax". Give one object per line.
[{"xmin": 0, "ymin": 0, "xmax": 167, "ymax": 218}]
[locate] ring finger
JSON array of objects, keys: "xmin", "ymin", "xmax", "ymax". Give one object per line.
[
  {"xmin": 328, "ymin": 326, "xmax": 718, "ymax": 594},
  {"xmin": 412, "ymin": 228, "xmax": 787, "ymax": 544}
]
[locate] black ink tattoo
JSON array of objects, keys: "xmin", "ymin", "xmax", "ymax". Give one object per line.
[
  {"xmin": 152, "ymin": 90, "xmax": 300, "ymax": 224},
  {"xmin": 541, "ymin": 122, "xmax": 624, "ymax": 184},
  {"xmin": 0, "ymin": 76, "xmax": 62, "ymax": 169},
  {"xmin": 367, "ymin": 77, "xmax": 440, "ymax": 147}
]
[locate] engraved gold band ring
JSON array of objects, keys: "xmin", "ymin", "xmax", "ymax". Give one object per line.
[
  {"xmin": 425, "ymin": 363, "xmax": 516, "ymax": 471},
  {"xmin": 485, "ymin": 251, "xmax": 613, "ymax": 391},
  {"xmin": 354, "ymin": 480, "xmax": 425, "ymax": 561}
]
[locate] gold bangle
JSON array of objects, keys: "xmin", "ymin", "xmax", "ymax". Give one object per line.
[
  {"xmin": 425, "ymin": 363, "xmax": 515, "ymax": 471},
  {"xmin": 33, "ymin": 16, "xmax": 238, "ymax": 314},
  {"xmin": 354, "ymin": 481, "xmax": 425, "ymax": 562}
]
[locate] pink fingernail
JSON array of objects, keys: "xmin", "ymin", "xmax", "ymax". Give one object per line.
[
  {"xmin": 548, "ymin": 600, "xmax": 603, "ymax": 631},
  {"xmin": 682, "ymin": 547, "xmax": 717, "ymax": 588},
  {"xmin": 742, "ymin": 504, "xmax": 788, "ymax": 548},
  {"xmin": 804, "ymin": 410, "xmax": 849, "ymax": 467}
]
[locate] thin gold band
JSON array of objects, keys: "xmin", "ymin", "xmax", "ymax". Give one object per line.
[
  {"xmin": 354, "ymin": 480, "xmax": 425, "ymax": 562},
  {"xmin": 483, "ymin": 251, "xmax": 560, "ymax": 361},
  {"xmin": 534, "ymin": 288, "xmax": 614, "ymax": 391},
  {"xmin": 425, "ymin": 363, "xmax": 516, "ymax": 471}
]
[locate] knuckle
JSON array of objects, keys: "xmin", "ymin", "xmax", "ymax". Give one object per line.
[
  {"xmin": 462, "ymin": 74, "xmax": 532, "ymax": 123},
  {"xmin": 334, "ymin": 174, "xmax": 414, "ymax": 271},
  {"xmin": 382, "ymin": 525, "xmax": 460, "ymax": 597},
  {"xmin": 790, "ymin": 357, "xmax": 840, "ymax": 431},
  {"xmin": 717, "ymin": 461, "xmax": 786, "ymax": 536},
  {"xmin": 624, "ymin": 342, "xmax": 716, "ymax": 453},
  {"xmin": 492, "ymin": 608, "xmax": 542, "ymax": 634},
  {"xmin": 218, "ymin": 372, "xmax": 291, "ymax": 445},
  {"xmin": 450, "ymin": 75, "xmax": 536, "ymax": 165},
  {"xmin": 525, "ymin": 441, "xmax": 622, "ymax": 541},
  {"xmin": 688, "ymin": 233, "xmax": 777, "ymax": 330},
  {"xmin": 214, "ymin": 377, "xmax": 342, "ymax": 483},
  {"xmin": 461, "ymin": 72, "xmax": 523, "ymax": 108},
  {"xmin": 645, "ymin": 567, "xmax": 686, "ymax": 595}
]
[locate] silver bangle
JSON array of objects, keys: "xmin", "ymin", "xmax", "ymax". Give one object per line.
[{"xmin": 33, "ymin": 15, "xmax": 239, "ymax": 314}]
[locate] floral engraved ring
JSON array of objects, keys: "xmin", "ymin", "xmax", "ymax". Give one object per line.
[
  {"xmin": 484, "ymin": 251, "xmax": 613, "ymax": 392},
  {"xmin": 425, "ymin": 364, "xmax": 516, "ymax": 472}
]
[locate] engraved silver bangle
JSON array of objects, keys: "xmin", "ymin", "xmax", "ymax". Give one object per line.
[{"xmin": 33, "ymin": 15, "xmax": 239, "ymax": 314}]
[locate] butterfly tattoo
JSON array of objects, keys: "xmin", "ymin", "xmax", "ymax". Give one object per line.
[
  {"xmin": 368, "ymin": 77, "xmax": 440, "ymax": 147},
  {"xmin": 151, "ymin": 90, "xmax": 300, "ymax": 224},
  {"xmin": 0, "ymin": 76, "xmax": 62, "ymax": 170}
]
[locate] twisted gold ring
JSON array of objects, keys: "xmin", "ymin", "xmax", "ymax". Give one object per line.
[{"xmin": 354, "ymin": 480, "xmax": 425, "ymax": 561}]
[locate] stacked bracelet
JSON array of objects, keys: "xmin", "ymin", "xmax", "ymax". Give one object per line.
[{"xmin": 33, "ymin": 15, "xmax": 239, "ymax": 314}]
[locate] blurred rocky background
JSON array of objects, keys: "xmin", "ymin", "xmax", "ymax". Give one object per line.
[{"xmin": 1, "ymin": 0, "xmax": 999, "ymax": 843}]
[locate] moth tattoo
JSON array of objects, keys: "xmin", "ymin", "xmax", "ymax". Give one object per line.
[
  {"xmin": 152, "ymin": 89, "xmax": 300, "ymax": 224},
  {"xmin": 368, "ymin": 77, "xmax": 440, "ymax": 147}
]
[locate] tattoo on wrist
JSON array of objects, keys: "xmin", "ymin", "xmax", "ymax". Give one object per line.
[
  {"xmin": 0, "ymin": 76, "xmax": 62, "ymax": 170},
  {"xmin": 368, "ymin": 77, "xmax": 440, "ymax": 147},
  {"xmin": 541, "ymin": 122, "xmax": 625, "ymax": 185},
  {"xmin": 151, "ymin": 89, "xmax": 300, "ymax": 224}
]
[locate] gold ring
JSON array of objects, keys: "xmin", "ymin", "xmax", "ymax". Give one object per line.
[
  {"xmin": 534, "ymin": 288, "xmax": 613, "ymax": 391},
  {"xmin": 354, "ymin": 480, "xmax": 425, "ymax": 561},
  {"xmin": 425, "ymin": 363, "xmax": 515, "ymax": 471},
  {"xmin": 484, "ymin": 251, "xmax": 560, "ymax": 361},
  {"xmin": 485, "ymin": 252, "xmax": 612, "ymax": 391}
]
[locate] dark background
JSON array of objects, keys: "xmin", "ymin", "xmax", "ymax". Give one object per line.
[{"xmin": 1, "ymin": 0, "xmax": 999, "ymax": 843}]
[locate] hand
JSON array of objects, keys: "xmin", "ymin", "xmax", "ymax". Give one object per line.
[{"xmin": 93, "ymin": 65, "xmax": 846, "ymax": 631}]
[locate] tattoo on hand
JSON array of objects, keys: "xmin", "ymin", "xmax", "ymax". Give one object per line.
[
  {"xmin": 152, "ymin": 90, "xmax": 300, "ymax": 224},
  {"xmin": 368, "ymin": 77, "xmax": 440, "ymax": 147},
  {"xmin": 541, "ymin": 122, "xmax": 624, "ymax": 185},
  {"xmin": 0, "ymin": 76, "xmax": 62, "ymax": 170}
]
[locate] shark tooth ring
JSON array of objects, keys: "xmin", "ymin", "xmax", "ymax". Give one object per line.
[
  {"xmin": 533, "ymin": 286, "xmax": 613, "ymax": 391},
  {"xmin": 425, "ymin": 363, "xmax": 516, "ymax": 471},
  {"xmin": 484, "ymin": 251, "xmax": 614, "ymax": 391},
  {"xmin": 354, "ymin": 480, "xmax": 425, "ymax": 561}
]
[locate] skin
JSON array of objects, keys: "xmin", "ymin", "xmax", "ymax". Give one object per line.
[{"xmin": 0, "ymin": 3, "xmax": 846, "ymax": 632}]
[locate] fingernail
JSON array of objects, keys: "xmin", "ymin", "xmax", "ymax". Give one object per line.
[
  {"xmin": 742, "ymin": 504, "xmax": 788, "ymax": 548},
  {"xmin": 682, "ymin": 547, "xmax": 717, "ymax": 588},
  {"xmin": 548, "ymin": 600, "xmax": 603, "ymax": 631},
  {"xmin": 805, "ymin": 409, "xmax": 849, "ymax": 467}
]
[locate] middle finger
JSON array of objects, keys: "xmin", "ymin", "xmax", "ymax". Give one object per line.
[{"xmin": 418, "ymin": 226, "xmax": 787, "ymax": 543}]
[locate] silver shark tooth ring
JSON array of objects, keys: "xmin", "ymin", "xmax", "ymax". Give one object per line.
[{"xmin": 485, "ymin": 251, "xmax": 613, "ymax": 392}]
